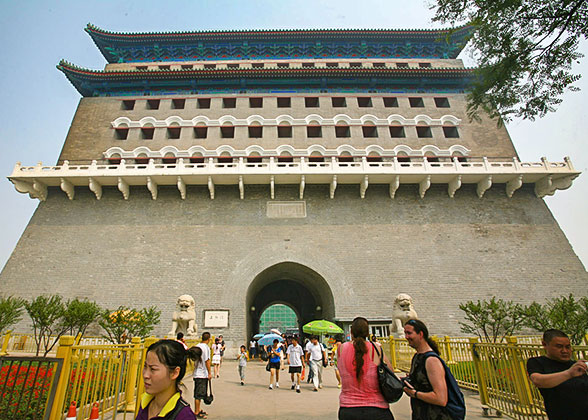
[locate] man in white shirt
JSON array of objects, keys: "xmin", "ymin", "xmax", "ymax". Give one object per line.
[
  {"xmin": 305, "ymin": 335, "xmax": 327, "ymax": 392},
  {"xmin": 287, "ymin": 336, "xmax": 305, "ymax": 393},
  {"xmin": 193, "ymin": 332, "xmax": 212, "ymax": 418}
]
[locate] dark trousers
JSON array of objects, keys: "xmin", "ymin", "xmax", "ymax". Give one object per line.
[{"xmin": 338, "ymin": 406, "xmax": 394, "ymax": 420}]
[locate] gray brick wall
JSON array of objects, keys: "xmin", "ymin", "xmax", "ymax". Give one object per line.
[{"xmin": 1, "ymin": 183, "xmax": 586, "ymax": 352}]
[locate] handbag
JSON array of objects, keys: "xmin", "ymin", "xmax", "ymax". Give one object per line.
[
  {"xmin": 371, "ymin": 341, "xmax": 403, "ymax": 403},
  {"xmin": 266, "ymin": 361, "xmax": 271, "ymax": 372},
  {"xmin": 203, "ymin": 379, "xmax": 214, "ymax": 405},
  {"xmin": 260, "ymin": 348, "xmax": 268, "ymax": 361}
]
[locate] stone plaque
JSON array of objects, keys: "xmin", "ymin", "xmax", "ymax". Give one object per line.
[
  {"xmin": 266, "ymin": 201, "xmax": 306, "ymax": 218},
  {"xmin": 203, "ymin": 310, "xmax": 229, "ymax": 328}
]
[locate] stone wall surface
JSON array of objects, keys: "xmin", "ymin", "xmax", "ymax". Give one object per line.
[
  {"xmin": 1, "ymin": 183, "xmax": 586, "ymax": 348},
  {"xmin": 56, "ymin": 92, "xmax": 516, "ymax": 164}
]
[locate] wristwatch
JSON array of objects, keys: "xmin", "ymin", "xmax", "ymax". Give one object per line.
[{"xmin": 414, "ymin": 391, "xmax": 418, "ymax": 399}]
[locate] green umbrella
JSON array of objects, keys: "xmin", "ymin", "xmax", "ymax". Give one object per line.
[{"xmin": 302, "ymin": 319, "xmax": 344, "ymax": 334}]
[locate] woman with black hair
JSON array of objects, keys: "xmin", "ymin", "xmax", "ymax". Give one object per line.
[
  {"xmin": 403, "ymin": 319, "xmax": 451, "ymax": 420},
  {"xmin": 337, "ymin": 317, "xmax": 395, "ymax": 420},
  {"xmin": 136, "ymin": 339, "xmax": 201, "ymax": 420}
]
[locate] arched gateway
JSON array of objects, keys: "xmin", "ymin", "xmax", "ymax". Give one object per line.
[{"xmin": 246, "ymin": 262, "xmax": 336, "ymax": 338}]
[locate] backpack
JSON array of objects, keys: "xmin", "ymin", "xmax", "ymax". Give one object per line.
[{"xmin": 423, "ymin": 352, "xmax": 465, "ymax": 420}]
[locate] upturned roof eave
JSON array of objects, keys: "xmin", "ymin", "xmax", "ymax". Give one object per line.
[
  {"xmin": 57, "ymin": 60, "xmax": 476, "ymax": 80},
  {"xmin": 86, "ymin": 23, "xmax": 472, "ymax": 42},
  {"xmin": 85, "ymin": 23, "xmax": 472, "ymax": 63}
]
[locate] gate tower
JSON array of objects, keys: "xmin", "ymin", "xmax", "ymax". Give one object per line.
[{"xmin": 2, "ymin": 24, "xmax": 586, "ymax": 352}]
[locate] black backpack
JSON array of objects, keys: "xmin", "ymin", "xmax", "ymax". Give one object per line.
[{"xmin": 423, "ymin": 352, "xmax": 466, "ymax": 420}]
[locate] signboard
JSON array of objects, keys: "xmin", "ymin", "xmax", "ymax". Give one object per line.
[{"xmin": 203, "ymin": 310, "xmax": 229, "ymax": 328}]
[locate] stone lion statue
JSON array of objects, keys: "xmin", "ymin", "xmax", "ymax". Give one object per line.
[
  {"xmin": 391, "ymin": 293, "xmax": 418, "ymax": 336},
  {"xmin": 168, "ymin": 294, "xmax": 197, "ymax": 338}
]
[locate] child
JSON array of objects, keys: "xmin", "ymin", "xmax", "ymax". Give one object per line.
[
  {"xmin": 136, "ymin": 339, "xmax": 199, "ymax": 420},
  {"xmin": 237, "ymin": 345, "xmax": 249, "ymax": 385}
]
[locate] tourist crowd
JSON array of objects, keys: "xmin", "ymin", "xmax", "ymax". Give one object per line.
[{"xmin": 136, "ymin": 321, "xmax": 587, "ymax": 420}]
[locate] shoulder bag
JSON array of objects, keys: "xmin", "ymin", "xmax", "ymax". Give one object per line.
[
  {"xmin": 203, "ymin": 379, "xmax": 214, "ymax": 405},
  {"xmin": 371, "ymin": 341, "xmax": 403, "ymax": 403}
]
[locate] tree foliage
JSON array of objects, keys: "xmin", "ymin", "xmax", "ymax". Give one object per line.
[
  {"xmin": 0, "ymin": 296, "xmax": 26, "ymax": 334},
  {"xmin": 432, "ymin": 0, "xmax": 587, "ymax": 122},
  {"xmin": 24, "ymin": 295, "xmax": 67, "ymax": 356},
  {"xmin": 60, "ymin": 298, "xmax": 102, "ymax": 341},
  {"xmin": 23, "ymin": 295, "xmax": 103, "ymax": 355},
  {"xmin": 99, "ymin": 306, "xmax": 161, "ymax": 344},
  {"xmin": 524, "ymin": 294, "xmax": 588, "ymax": 345},
  {"xmin": 459, "ymin": 297, "xmax": 527, "ymax": 342}
]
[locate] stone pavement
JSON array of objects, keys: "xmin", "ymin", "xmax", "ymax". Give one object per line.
[{"xmin": 181, "ymin": 359, "xmax": 499, "ymax": 420}]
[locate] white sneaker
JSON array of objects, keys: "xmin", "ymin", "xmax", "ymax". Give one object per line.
[
  {"xmin": 275, "ymin": 382, "xmax": 279, "ymax": 388},
  {"xmin": 269, "ymin": 384, "xmax": 273, "ymax": 389}
]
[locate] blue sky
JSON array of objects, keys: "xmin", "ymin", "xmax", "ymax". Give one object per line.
[{"xmin": 0, "ymin": 0, "xmax": 586, "ymax": 271}]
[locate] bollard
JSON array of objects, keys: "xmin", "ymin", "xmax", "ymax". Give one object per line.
[
  {"xmin": 89, "ymin": 402, "xmax": 99, "ymax": 420},
  {"xmin": 65, "ymin": 401, "xmax": 77, "ymax": 420}
]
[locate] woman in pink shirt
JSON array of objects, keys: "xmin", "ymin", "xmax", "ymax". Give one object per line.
[{"xmin": 337, "ymin": 317, "xmax": 395, "ymax": 420}]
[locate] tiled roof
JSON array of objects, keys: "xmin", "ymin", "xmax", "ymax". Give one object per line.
[{"xmin": 57, "ymin": 59, "xmax": 475, "ymax": 96}]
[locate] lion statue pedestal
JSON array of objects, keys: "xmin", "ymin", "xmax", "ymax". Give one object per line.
[
  {"xmin": 391, "ymin": 293, "xmax": 418, "ymax": 337},
  {"xmin": 168, "ymin": 294, "xmax": 198, "ymax": 338}
]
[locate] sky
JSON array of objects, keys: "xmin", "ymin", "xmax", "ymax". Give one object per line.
[{"xmin": 0, "ymin": 0, "xmax": 586, "ymax": 272}]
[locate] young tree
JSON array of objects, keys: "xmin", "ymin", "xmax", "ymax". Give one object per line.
[
  {"xmin": 24, "ymin": 295, "xmax": 66, "ymax": 356},
  {"xmin": 524, "ymin": 294, "xmax": 588, "ymax": 345},
  {"xmin": 459, "ymin": 297, "xmax": 526, "ymax": 342},
  {"xmin": 0, "ymin": 296, "xmax": 25, "ymax": 334},
  {"xmin": 432, "ymin": 0, "xmax": 587, "ymax": 123},
  {"xmin": 60, "ymin": 298, "xmax": 102, "ymax": 341},
  {"xmin": 99, "ymin": 306, "xmax": 161, "ymax": 344}
]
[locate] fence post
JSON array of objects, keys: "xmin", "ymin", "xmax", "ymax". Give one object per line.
[
  {"xmin": 469, "ymin": 337, "xmax": 489, "ymax": 408},
  {"xmin": 124, "ymin": 337, "xmax": 143, "ymax": 411},
  {"xmin": 388, "ymin": 336, "xmax": 397, "ymax": 371},
  {"xmin": 50, "ymin": 335, "xmax": 75, "ymax": 420},
  {"xmin": 505, "ymin": 336, "xmax": 537, "ymax": 415},
  {"xmin": 444, "ymin": 335, "xmax": 454, "ymax": 364},
  {"xmin": 0, "ymin": 330, "xmax": 11, "ymax": 355},
  {"xmin": 133, "ymin": 337, "xmax": 157, "ymax": 417}
]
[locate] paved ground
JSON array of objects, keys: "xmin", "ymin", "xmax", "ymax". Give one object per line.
[{"xmin": 181, "ymin": 359, "xmax": 500, "ymax": 419}]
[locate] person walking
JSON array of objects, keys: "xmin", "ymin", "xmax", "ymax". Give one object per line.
[
  {"xmin": 193, "ymin": 332, "xmax": 212, "ymax": 419},
  {"xmin": 136, "ymin": 339, "xmax": 197, "ymax": 420},
  {"xmin": 249, "ymin": 338, "xmax": 257, "ymax": 359},
  {"xmin": 237, "ymin": 345, "xmax": 249, "ymax": 386},
  {"xmin": 268, "ymin": 339, "xmax": 283, "ymax": 389},
  {"xmin": 218, "ymin": 335, "xmax": 226, "ymax": 364},
  {"xmin": 211, "ymin": 338, "xmax": 222, "ymax": 378},
  {"xmin": 332, "ymin": 337, "xmax": 342, "ymax": 388},
  {"xmin": 402, "ymin": 319, "xmax": 451, "ymax": 420},
  {"xmin": 337, "ymin": 317, "xmax": 394, "ymax": 420},
  {"xmin": 287, "ymin": 336, "xmax": 305, "ymax": 393},
  {"xmin": 305, "ymin": 335, "xmax": 327, "ymax": 391}
]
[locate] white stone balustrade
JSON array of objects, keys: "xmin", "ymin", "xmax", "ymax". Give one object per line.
[{"xmin": 8, "ymin": 156, "xmax": 580, "ymax": 201}]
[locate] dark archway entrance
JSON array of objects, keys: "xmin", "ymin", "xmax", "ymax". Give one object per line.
[{"xmin": 246, "ymin": 262, "xmax": 335, "ymax": 339}]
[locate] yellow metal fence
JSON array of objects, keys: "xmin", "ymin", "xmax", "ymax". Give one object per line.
[
  {"xmin": 2, "ymin": 331, "xmax": 585, "ymax": 420},
  {"xmin": 379, "ymin": 335, "xmax": 588, "ymax": 420}
]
